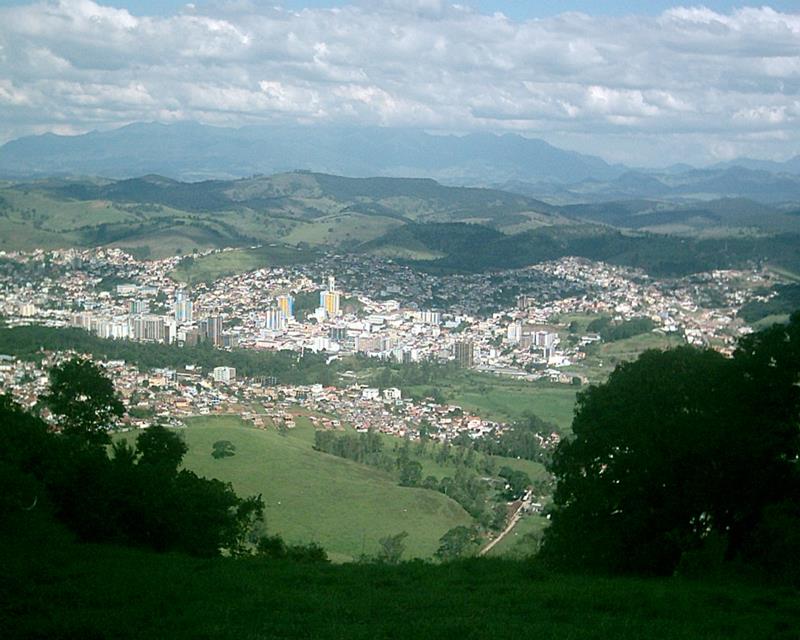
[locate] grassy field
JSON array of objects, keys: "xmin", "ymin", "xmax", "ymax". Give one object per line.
[
  {"xmin": 171, "ymin": 244, "xmax": 320, "ymax": 284},
  {"xmin": 4, "ymin": 517, "xmax": 799, "ymax": 640},
  {"xmin": 177, "ymin": 415, "xmax": 472, "ymax": 561},
  {"xmin": 549, "ymin": 314, "xmax": 690, "ymax": 383},
  {"xmin": 598, "ymin": 332, "xmax": 686, "ymax": 363},
  {"xmin": 365, "ymin": 244, "xmax": 446, "ymax": 260},
  {"xmin": 397, "ymin": 366, "xmax": 578, "ymax": 431},
  {"xmin": 567, "ymin": 331, "xmax": 686, "ymax": 383},
  {"xmin": 114, "ymin": 224, "xmax": 229, "ymax": 259},
  {"xmin": 0, "ymin": 216, "xmax": 74, "ymax": 251},
  {"xmin": 451, "ymin": 384, "xmax": 577, "ymax": 431},
  {"xmin": 768, "ymin": 265, "xmax": 800, "ymax": 282},
  {"xmin": 0, "ymin": 189, "xmax": 137, "ymax": 231},
  {"xmin": 752, "ymin": 313, "xmax": 792, "ymax": 330},
  {"xmin": 283, "ymin": 212, "xmax": 402, "ymax": 246}
]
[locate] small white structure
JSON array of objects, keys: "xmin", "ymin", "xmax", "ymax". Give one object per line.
[
  {"xmin": 361, "ymin": 387, "xmax": 380, "ymax": 401},
  {"xmin": 383, "ymin": 387, "xmax": 402, "ymax": 401}
]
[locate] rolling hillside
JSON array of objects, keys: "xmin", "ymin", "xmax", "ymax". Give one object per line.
[
  {"xmin": 4, "ymin": 514, "xmax": 799, "ymax": 640},
  {"xmin": 0, "ymin": 172, "xmax": 563, "ymax": 257},
  {"xmin": 176, "ymin": 415, "xmax": 474, "ymax": 562},
  {"xmin": 2, "ymin": 171, "xmax": 798, "ymax": 277}
]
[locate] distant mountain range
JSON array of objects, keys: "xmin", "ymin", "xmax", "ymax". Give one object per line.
[
  {"xmin": 500, "ymin": 166, "xmax": 800, "ymax": 205},
  {"xmin": 709, "ymin": 156, "xmax": 800, "ymax": 174},
  {"xmin": 0, "ymin": 122, "xmax": 624, "ymax": 184},
  {"xmin": 3, "ymin": 122, "xmax": 800, "ymax": 206}
]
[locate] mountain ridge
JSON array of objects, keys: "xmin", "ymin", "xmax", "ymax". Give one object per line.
[{"xmin": 0, "ymin": 122, "xmax": 624, "ymax": 184}]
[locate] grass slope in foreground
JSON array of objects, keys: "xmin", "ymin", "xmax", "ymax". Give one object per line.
[
  {"xmin": 177, "ymin": 416, "xmax": 472, "ymax": 561},
  {"xmin": 4, "ymin": 520, "xmax": 798, "ymax": 640}
]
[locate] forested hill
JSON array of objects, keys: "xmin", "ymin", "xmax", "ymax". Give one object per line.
[
  {"xmin": 363, "ymin": 222, "xmax": 800, "ymax": 278},
  {"xmin": 37, "ymin": 171, "xmax": 561, "ymax": 221}
]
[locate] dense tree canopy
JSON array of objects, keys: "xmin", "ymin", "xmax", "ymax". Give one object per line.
[
  {"xmin": 541, "ymin": 313, "xmax": 800, "ymax": 575},
  {"xmin": 43, "ymin": 358, "xmax": 124, "ymax": 445},
  {"xmin": 1, "ymin": 365, "xmax": 265, "ymax": 557},
  {"xmin": 0, "ymin": 326, "xmax": 339, "ymax": 386}
]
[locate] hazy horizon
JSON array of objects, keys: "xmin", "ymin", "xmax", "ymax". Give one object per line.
[{"xmin": 1, "ymin": 1, "xmax": 799, "ymax": 166}]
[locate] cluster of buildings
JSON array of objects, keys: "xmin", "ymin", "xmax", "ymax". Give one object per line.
[
  {"xmin": 0, "ymin": 350, "xmax": 540, "ymax": 445},
  {"xmin": 0, "ymin": 246, "xmax": 781, "ymax": 387},
  {"xmin": 70, "ymin": 286, "xmax": 230, "ymax": 347}
]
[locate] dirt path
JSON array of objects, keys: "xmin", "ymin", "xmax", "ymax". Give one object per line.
[{"xmin": 479, "ymin": 490, "xmax": 531, "ymax": 556}]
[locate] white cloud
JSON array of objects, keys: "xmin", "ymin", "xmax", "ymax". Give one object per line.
[{"xmin": 0, "ymin": 0, "xmax": 799, "ymax": 164}]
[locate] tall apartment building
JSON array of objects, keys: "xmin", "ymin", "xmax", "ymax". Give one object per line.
[
  {"xmin": 131, "ymin": 315, "xmax": 165, "ymax": 342},
  {"xmin": 264, "ymin": 307, "xmax": 287, "ymax": 331},
  {"xmin": 454, "ymin": 340, "xmax": 475, "ymax": 367},
  {"xmin": 212, "ymin": 366, "xmax": 236, "ymax": 383},
  {"xmin": 129, "ymin": 299, "xmax": 150, "ymax": 315},
  {"xmin": 202, "ymin": 315, "xmax": 223, "ymax": 347},
  {"xmin": 319, "ymin": 276, "xmax": 341, "ymax": 317},
  {"xmin": 174, "ymin": 291, "xmax": 193, "ymax": 324},
  {"xmin": 418, "ymin": 310, "xmax": 442, "ymax": 325}
]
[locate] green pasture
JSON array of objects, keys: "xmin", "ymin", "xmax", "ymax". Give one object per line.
[
  {"xmin": 177, "ymin": 415, "xmax": 472, "ymax": 561},
  {"xmin": 283, "ymin": 212, "xmax": 402, "ymax": 246},
  {"xmin": 485, "ymin": 514, "xmax": 550, "ymax": 559},
  {"xmin": 171, "ymin": 244, "xmax": 319, "ymax": 283},
  {"xmin": 449, "ymin": 383, "xmax": 577, "ymax": 432}
]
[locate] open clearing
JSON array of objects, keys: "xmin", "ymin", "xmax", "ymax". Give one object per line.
[
  {"xmin": 171, "ymin": 245, "xmax": 319, "ymax": 283},
  {"xmin": 177, "ymin": 415, "xmax": 472, "ymax": 561}
]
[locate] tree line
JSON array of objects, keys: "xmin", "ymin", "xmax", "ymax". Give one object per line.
[
  {"xmin": 0, "ymin": 358, "xmax": 326, "ymax": 562},
  {"xmin": 586, "ymin": 316, "xmax": 656, "ymax": 342},
  {"xmin": 313, "ymin": 429, "xmax": 528, "ymax": 531},
  {"xmin": 0, "ymin": 326, "xmax": 338, "ymax": 385}
]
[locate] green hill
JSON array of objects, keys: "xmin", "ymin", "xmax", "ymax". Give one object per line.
[
  {"xmin": 170, "ymin": 244, "xmax": 321, "ymax": 284},
  {"xmin": 175, "ymin": 416, "xmax": 473, "ymax": 561},
  {"xmin": 367, "ymin": 221, "xmax": 800, "ymax": 278},
  {"xmin": 3, "ymin": 172, "xmax": 800, "ymax": 276},
  {"xmin": 0, "ymin": 172, "xmax": 562, "ymax": 258},
  {"xmin": 3, "ymin": 515, "xmax": 798, "ymax": 639}
]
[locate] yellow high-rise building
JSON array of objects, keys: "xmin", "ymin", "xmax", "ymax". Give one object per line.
[
  {"xmin": 277, "ymin": 294, "xmax": 294, "ymax": 319},
  {"xmin": 319, "ymin": 276, "xmax": 341, "ymax": 317},
  {"xmin": 321, "ymin": 290, "xmax": 340, "ymax": 316}
]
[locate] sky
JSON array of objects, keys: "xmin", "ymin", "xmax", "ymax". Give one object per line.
[{"xmin": 0, "ymin": 0, "xmax": 799, "ymax": 166}]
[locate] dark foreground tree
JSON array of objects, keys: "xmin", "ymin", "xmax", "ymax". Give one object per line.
[
  {"xmin": 137, "ymin": 425, "xmax": 189, "ymax": 470},
  {"xmin": 540, "ymin": 313, "xmax": 800, "ymax": 575},
  {"xmin": 42, "ymin": 358, "xmax": 124, "ymax": 445},
  {"xmin": 0, "ymin": 394, "xmax": 52, "ymax": 519},
  {"xmin": 1, "ymin": 364, "xmax": 265, "ymax": 557}
]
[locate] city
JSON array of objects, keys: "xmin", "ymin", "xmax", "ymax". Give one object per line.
[{"xmin": 0, "ymin": 244, "xmax": 780, "ymax": 440}]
